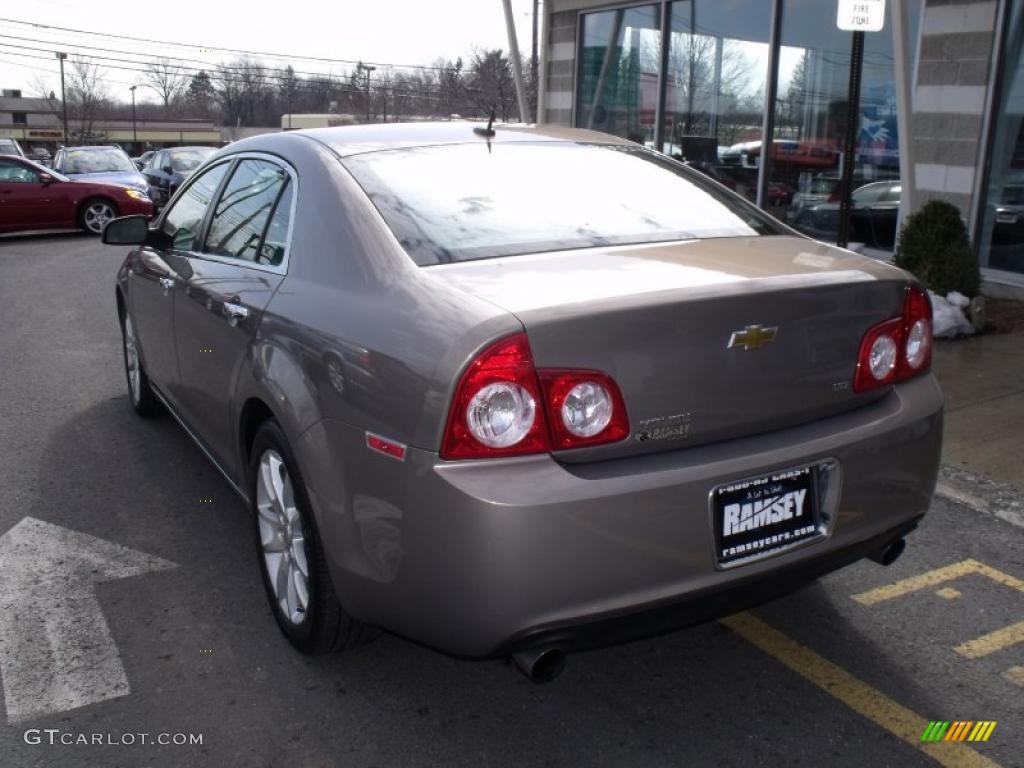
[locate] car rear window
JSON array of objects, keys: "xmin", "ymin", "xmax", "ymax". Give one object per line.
[{"xmin": 344, "ymin": 142, "xmax": 784, "ymax": 265}]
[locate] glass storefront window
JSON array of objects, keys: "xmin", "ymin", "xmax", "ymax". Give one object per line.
[
  {"xmin": 979, "ymin": 0, "xmax": 1024, "ymax": 274},
  {"xmin": 662, "ymin": 1, "xmax": 771, "ymax": 203},
  {"xmin": 572, "ymin": 0, "xmax": 917, "ymax": 253},
  {"xmin": 576, "ymin": 5, "xmax": 661, "ymax": 145},
  {"xmin": 769, "ymin": 0, "xmax": 905, "ymax": 249}
]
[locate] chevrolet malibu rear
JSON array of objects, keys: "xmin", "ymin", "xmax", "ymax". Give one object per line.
[{"xmin": 111, "ymin": 124, "xmax": 942, "ymax": 680}]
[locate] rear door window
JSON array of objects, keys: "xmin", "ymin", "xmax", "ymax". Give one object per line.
[{"xmin": 203, "ymin": 158, "xmax": 291, "ymax": 265}]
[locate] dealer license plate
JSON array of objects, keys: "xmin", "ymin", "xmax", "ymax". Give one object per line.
[{"xmin": 713, "ymin": 466, "xmax": 820, "ymax": 566}]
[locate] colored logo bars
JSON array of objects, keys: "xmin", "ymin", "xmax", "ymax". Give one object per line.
[{"xmin": 921, "ymin": 721, "xmax": 997, "ymax": 742}]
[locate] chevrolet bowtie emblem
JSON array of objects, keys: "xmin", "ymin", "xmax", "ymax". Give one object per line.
[{"xmin": 728, "ymin": 324, "xmax": 778, "ymax": 351}]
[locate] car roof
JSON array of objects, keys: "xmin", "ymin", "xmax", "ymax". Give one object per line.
[{"xmin": 228, "ymin": 121, "xmax": 634, "ymax": 159}]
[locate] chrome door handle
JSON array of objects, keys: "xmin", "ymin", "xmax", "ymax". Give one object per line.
[
  {"xmin": 223, "ymin": 302, "xmax": 249, "ymax": 321},
  {"xmin": 159, "ymin": 277, "xmax": 175, "ymax": 292}
]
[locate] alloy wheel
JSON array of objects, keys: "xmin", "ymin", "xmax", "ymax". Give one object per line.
[
  {"xmin": 256, "ymin": 449, "xmax": 310, "ymax": 625},
  {"xmin": 83, "ymin": 201, "xmax": 115, "ymax": 233},
  {"xmin": 123, "ymin": 314, "xmax": 141, "ymax": 404}
]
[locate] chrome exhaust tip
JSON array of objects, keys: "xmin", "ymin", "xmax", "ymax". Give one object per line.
[
  {"xmin": 869, "ymin": 538, "xmax": 906, "ymax": 566},
  {"xmin": 512, "ymin": 647, "xmax": 566, "ymax": 683}
]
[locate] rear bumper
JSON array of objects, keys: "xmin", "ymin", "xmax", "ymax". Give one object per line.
[{"xmin": 296, "ymin": 374, "xmax": 943, "ymax": 658}]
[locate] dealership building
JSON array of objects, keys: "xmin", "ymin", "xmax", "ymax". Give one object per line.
[
  {"xmin": 538, "ymin": 0, "xmax": 1024, "ymax": 291},
  {"xmin": 0, "ymin": 93, "xmax": 221, "ymax": 156}
]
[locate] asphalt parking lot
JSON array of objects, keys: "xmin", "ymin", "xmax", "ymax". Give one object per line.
[{"xmin": 0, "ymin": 234, "xmax": 1021, "ymax": 768}]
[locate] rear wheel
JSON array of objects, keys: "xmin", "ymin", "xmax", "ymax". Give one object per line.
[
  {"xmin": 250, "ymin": 420, "xmax": 374, "ymax": 654},
  {"xmin": 121, "ymin": 311, "xmax": 159, "ymax": 416},
  {"xmin": 79, "ymin": 198, "xmax": 118, "ymax": 235}
]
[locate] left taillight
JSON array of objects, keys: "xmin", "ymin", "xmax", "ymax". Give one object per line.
[
  {"xmin": 853, "ymin": 284, "xmax": 932, "ymax": 393},
  {"xmin": 440, "ymin": 333, "xmax": 630, "ymax": 459}
]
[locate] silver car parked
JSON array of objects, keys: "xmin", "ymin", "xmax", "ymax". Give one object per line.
[{"xmin": 105, "ymin": 123, "xmax": 942, "ymax": 682}]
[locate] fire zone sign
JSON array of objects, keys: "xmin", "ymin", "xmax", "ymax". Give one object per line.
[{"xmin": 837, "ymin": 0, "xmax": 886, "ymax": 32}]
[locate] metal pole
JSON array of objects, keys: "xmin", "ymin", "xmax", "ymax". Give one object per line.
[
  {"xmin": 129, "ymin": 85, "xmax": 137, "ymax": 149},
  {"xmin": 890, "ymin": 0, "xmax": 916, "ymax": 233},
  {"xmin": 536, "ymin": 1, "xmax": 549, "ymax": 124},
  {"xmin": 56, "ymin": 52, "xmax": 68, "ymax": 145},
  {"xmin": 358, "ymin": 63, "xmax": 375, "ymax": 123},
  {"xmin": 654, "ymin": 1, "xmax": 670, "ymax": 152},
  {"xmin": 502, "ymin": 0, "xmax": 530, "ymax": 122},
  {"xmin": 755, "ymin": 0, "xmax": 783, "ymax": 209},
  {"xmin": 531, "ymin": 0, "xmax": 540, "ymax": 121},
  {"xmin": 836, "ymin": 31, "xmax": 865, "ymax": 249}
]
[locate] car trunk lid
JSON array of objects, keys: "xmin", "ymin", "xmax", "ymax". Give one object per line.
[{"xmin": 426, "ymin": 235, "xmax": 910, "ymax": 461}]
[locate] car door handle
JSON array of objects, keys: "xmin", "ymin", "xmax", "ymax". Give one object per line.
[
  {"xmin": 223, "ymin": 302, "xmax": 249, "ymax": 321},
  {"xmin": 159, "ymin": 277, "xmax": 175, "ymax": 292}
]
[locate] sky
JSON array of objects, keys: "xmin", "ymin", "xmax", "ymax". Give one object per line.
[{"xmin": 0, "ymin": 0, "xmax": 539, "ymax": 102}]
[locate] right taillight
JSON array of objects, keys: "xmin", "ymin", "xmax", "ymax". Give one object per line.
[
  {"xmin": 539, "ymin": 370, "xmax": 630, "ymax": 450},
  {"xmin": 440, "ymin": 334, "xmax": 630, "ymax": 459},
  {"xmin": 853, "ymin": 284, "xmax": 932, "ymax": 393}
]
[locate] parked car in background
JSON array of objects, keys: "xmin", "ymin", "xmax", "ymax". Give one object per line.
[
  {"xmin": 767, "ymin": 181, "xmax": 795, "ymax": 207},
  {"xmin": 0, "ymin": 138, "xmax": 26, "ymax": 157},
  {"xmin": 105, "ymin": 124, "xmax": 940, "ymax": 681},
  {"xmin": 0, "ymin": 155, "xmax": 152, "ymax": 234},
  {"xmin": 789, "ymin": 180, "xmax": 902, "ymax": 249},
  {"xmin": 53, "ymin": 145, "xmax": 150, "ymax": 196},
  {"xmin": 132, "ymin": 150, "xmax": 155, "ymax": 171},
  {"xmin": 142, "ymin": 146, "xmax": 216, "ymax": 209},
  {"xmin": 27, "ymin": 147, "xmax": 52, "ymax": 167}
]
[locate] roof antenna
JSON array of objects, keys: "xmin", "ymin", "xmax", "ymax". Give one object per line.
[{"xmin": 473, "ymin": 107, "xmax": 497, "ymax": 138}]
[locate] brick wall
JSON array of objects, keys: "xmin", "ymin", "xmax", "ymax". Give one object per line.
[{"xmin": 910, "ymin": 0, "xmax": 998, "ymax": 216}]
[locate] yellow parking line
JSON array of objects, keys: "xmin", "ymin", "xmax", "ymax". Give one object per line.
[
  {"xmin": 971, "ymin": 562, "xmax": 1024, "ymax": 593},
  {"xmin": 1003, "ymin": 666, "xmax": 1024, "ymax": 688},
  {"xmin": 720, "ymin": 612, "xmax": 1003, "ymax": 768},
  {"xmin": 954, "ymin": 621, "xmax": 1024, "ymax": 659},
  {"xmin": 851, "ymin": 559, "xmax": 1024, "ymax": 606}
]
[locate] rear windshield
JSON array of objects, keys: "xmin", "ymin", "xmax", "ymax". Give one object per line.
[{"xmin": 344, "ymin": 142, "xmax": 784, "ymax": 265}]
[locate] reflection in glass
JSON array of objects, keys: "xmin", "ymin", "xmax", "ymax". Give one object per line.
[
  {"xmin": 662, "ymin": 1, "xmax": 771, "ymax": 203},
  {"xmin": 979, "ymin": 0, "xmax": 1024, "ymax": 273},
  {"xmin": 576, "ymin": 6, "xmax": 661, "ymax": 145}
]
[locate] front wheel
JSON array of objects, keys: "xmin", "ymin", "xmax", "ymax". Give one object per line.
[
  {"xmin": 121, "ymin": 311, "xmax": 159, "ymax": 416},
  {"xmin": 250, "ymin": 420, "xmax": 375, "ymax": 654},
  {"xmin": 80, "ymin": 198, "xmax": 118, "ymax": 235}
]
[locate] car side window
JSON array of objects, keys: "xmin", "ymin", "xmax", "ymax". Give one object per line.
[
  {"xmin": 148, "ymin": 152, "xmax": 163, "ymax": 171},
  {"xmin": 0, "ymin": 159, "xmax": 38, "ymax": 183},
  {"xmin": 257, "ymin": 179, "xmax": 293, "ymax": 267},
  {"xmin": 161, "ymin": 161, "xmax": 230, "ymax": 252},
  {"xmin": 203, "ymin": 159, "xmax": 291, "ymax": 265}
]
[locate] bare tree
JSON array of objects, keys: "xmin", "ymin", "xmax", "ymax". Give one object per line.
[
  {"xmin": 143, "ymin": 58, "xmax": 188, "ymax": 113},
  {"xmin": 64, "ymin": 57, "xmax": 110, "ymax": 143}
]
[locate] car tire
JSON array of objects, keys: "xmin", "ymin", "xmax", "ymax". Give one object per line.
[
  {"xmin": 249, "ymin": 420, "xmax": 375, "ymax": 654},
  {"xmin": 79, "ymin": 198, "xmax": 118, "ymax": 236},
  {"xmin": 120, "ymin": 309, "xmax": 160, "ymax": 417}
]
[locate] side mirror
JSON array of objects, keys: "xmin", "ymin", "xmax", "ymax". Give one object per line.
[
  {"xmin": 102, "ymin": 215, "xmax": 149, "ymax": 245},
  {"xmin": 39, "ymin": 173, "xmax": 54, "ymax": 185}
]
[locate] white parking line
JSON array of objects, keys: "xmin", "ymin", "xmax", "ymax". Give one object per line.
[{"xmin": 935, "ymin": 482, "xmax": 1024, "ymax": 529}]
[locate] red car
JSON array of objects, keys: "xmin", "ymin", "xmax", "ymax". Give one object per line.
[{"xmin": 0, "ymin": 154, "xmax": 152, "ymax": 235}]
